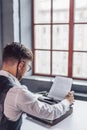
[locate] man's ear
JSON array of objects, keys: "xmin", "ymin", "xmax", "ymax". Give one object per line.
[{"xmin": 18, "ymin": 62, "xmax": 24, "ymax": 70}]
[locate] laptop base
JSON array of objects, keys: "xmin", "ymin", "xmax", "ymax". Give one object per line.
[{"xmin": 27, "ymin": 107, "xmax": 73, "ymax": 126}]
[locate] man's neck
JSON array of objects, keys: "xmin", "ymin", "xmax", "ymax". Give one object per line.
[{"xmin": 2, "ymin": 66, "xmax": 16, "ymax": 78}]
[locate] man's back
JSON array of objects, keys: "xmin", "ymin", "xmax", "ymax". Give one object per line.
[{"xmin": 0, "ymin": 75, "xmax": 22, "ymax": 130}]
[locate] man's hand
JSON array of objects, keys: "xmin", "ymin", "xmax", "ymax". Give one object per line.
[{"xmin": 65, "ymin": 91, "xmax": 74, "ymax": 104}]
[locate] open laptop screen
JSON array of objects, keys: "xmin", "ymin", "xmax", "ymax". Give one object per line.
[{"xmin": 48, "ymin": 76, "xmax": 73, "ymax": 100}]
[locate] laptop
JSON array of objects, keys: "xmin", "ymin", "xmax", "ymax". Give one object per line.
[
  {"xmin": 38, "ymin": 76, "xmax": 73, "ymax": 104},
  {"xmin": 27, "ymin": 76, "xmax": 73, "ymax": 125}
]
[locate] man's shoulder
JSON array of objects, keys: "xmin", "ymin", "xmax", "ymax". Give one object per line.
[{"xmin": 9, "ymin": 84, "xmax": 28, "ymax": 93}]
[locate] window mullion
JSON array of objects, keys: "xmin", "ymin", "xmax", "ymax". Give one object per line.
[
  {"xmin": 50, "ymin": 0, "xmax": 53, "ymax": 76},
  {"xmin": 68, "ymin": 0, "xmax": 74, "ymax": 77}
]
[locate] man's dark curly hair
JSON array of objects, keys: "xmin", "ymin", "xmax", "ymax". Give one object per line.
[{"xmin": 2, "ymin": 42, "xmax": 33, "ymax": 62}]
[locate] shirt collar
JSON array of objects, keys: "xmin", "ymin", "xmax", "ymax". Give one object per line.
[{"xmin": 0, "ymin": 70, "xmax": 21, "ymax": 86}]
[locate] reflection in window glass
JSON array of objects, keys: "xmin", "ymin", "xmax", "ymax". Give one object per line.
[
  {"xmin": 35, "ymin": 25, "xmax": 50, "ymax": 49},
  {"xmin": 52, "ymin": 51, "xmax": 68, "ymax": 75},
  {"xmin": 53, "ymin": 25, "xmax": 69, "ymax": 50},
  {"xmin": 53, "ymin": 0, "xmax": 69, "ymax": 23},
  {"xmin": 75, "ymin": 0, "xmax": 87, "ymax": 22},
  {"xmin": 74, "ymin": 25, "xmax": 87, "ymax": 51},
  {"xmin": 34, "ymin": 0, "xmax": 51, "ymax": 23},
  {"xmin": 35, "ymin": 51, "xmax": 50, "ymax": 74},
  {"xmin": 73, "ymin": 52, "xmax": 87, "ymax": 78}
]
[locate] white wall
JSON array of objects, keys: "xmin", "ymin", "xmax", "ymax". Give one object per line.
[
  {"xmin": 0, "ymin": 0, "xmax": 32, "ymax": 70},
  {"xmin": 20, "ymin": 0, "xmax": 32, "ymax": 49},
  {"xmin": 0, "ymin": 0, "xmax": 2, "ymax": 68}
]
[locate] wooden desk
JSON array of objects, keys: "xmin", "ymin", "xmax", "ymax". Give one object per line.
[{"xmin": 21, "ymin": 100, "xmax": 87, "ymax": 130}]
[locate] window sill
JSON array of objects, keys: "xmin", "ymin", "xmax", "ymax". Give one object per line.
[{"xmin": 23, "ymin": 75, "xmax": 87, "ymax": 86}]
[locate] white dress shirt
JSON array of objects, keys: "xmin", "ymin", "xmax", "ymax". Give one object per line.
[{"xmin": 0, "ymin": 70, "xmax": 70, "ymax": 121}]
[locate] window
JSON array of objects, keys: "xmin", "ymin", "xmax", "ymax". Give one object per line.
[{"xmin": 32, "ymin": 0, "xmax": 87, "ymax": 80}]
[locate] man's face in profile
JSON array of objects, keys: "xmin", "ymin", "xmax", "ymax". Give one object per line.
[{"xmin": 17, "ymin": 60, "xmax": 31, "ymax": 80}]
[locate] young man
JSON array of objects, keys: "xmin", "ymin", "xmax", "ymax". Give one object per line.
[{"xmin": 0, "ymin": 42, "xmax": 74, "ymax": 130}]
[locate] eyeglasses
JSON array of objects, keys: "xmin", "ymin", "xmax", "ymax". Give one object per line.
[
  {"xmin": 27, "ymin": 64, "xmax": 32, "ymax": 72},
  {"xmin": 21, "ymin": 60, "xmax": 32, "ymax": 72}
]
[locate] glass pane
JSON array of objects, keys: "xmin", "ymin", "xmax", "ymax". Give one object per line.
[
  {"xmin": 74, "ymin": 25, "xmax": 87, "ymax": 51},
  {"xmin": 52, "ymin": 51, "xmax": 68, "ymax": 75},
  {"xmin": 34, "ymin": 25, "xmax": 50, "ymax": 49},
  {"xmin": 53, "ymin": 0, "xmax": 69, "ymax": 23},
  {"xmin": 75, "ymin": 0, "xmax": 87, "ymax": 22},
  {"xmin": 34, "ymin": 0, "xmax": 51, "ymax": 23},
  {"xmin": 53, "ymin": 25, "xmax": 69, "ymax": 50},
  {"xmin": 73, "ymin": 52, "xmax": 87, "ymax": 78},
  {"xmin": 35, "ymin": 51, "xmax": 50, "ymax": 74}
]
